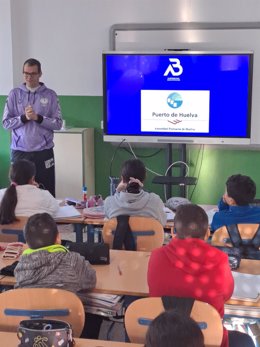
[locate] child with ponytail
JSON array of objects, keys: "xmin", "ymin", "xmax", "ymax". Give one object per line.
[{"xmin": 0, "ymin": 159, "xmax": 59, "ymax": 224}]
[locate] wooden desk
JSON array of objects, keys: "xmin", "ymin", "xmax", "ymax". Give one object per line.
[
  {"xmin": 0, "ymin": 249, "xmax": 150, "ymax": 295},
  {"xmin": 94, "ymin": 253, "xmax": 260, "ymax": 310},
  {"xmin": 0, "ymin": 331, "xmax": 143, "ymax": 347},
  {"xmin": 233, "ymin": 259, "xmax": 260, "ymax": 275},
  {"xmin": 93, "ymin": 250, "xmax": 150, "ymax": 296},
  {"xmin": 84, "ymin": 218, "xmax": 175, "ymax": 243},
  {"xmin": 1, "ymin": 248, "xmax": 259, "ymax": 308},
  {"xmin": 0, "ymin": 217, "xmax": 28, "ymax": 231},
  {"xmin": 57, "ymin": 215, "xmax": 86, "ymax": 243},
  {"xmin": 0, "ymin": 215, "xmax": 86, "ymax": 243},
  {"xmin": 84, "ymin": 218, "xmax": 105, "ymax": 243},
  {"xmin": 83, "ymin": 204, "xmax": 217, "ymax": 242}
]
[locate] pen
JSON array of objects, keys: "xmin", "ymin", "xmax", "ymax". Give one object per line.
[{"xmin": 117, "ymin": 265, "xmax": 122, "ymax": 276}]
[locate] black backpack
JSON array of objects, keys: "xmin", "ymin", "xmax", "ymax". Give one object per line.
[{"xmin": 225, "ymin": 224, "xmax": 260, "ymax": 260}]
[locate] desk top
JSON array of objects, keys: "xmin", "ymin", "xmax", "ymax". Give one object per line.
[
  {"xmin": 0, "ymin": 331, "xmax": 143, "ymax": 347},
  {"xmin": 0, "ymin": 217, "xmax": 28, "ymax": 231},
  {"xmin": 0, "ymin": 208, "xmax": 85, "ymax": 230},
  {"xmin": 0, "ymin": 249, "xmax": 150, "ymax": 296},
  {"xmin": 93, "ymin": 252, "xmax": 260, "ymax": 307},
  {"xmin": 0, "ymin": 248, "xmax": 259, "ymax": 308},
  {"xmin": 93, "ymin": 250, "xmax": 150, "ymax": 296}
]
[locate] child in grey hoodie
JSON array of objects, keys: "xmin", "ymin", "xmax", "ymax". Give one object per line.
[
  {"xmin": 14, "ymin": 213, "xmax": 101, "ymax": 339},
  {"xmin": 104, "ymin": 159, "xmax": 166, "ymax": 226},
  {"xmin": 14, "ymin": 212, "xmax": 96, "ymax": 293}
]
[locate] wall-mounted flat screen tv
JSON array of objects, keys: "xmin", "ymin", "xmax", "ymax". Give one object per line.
[{"xmin": 102, "ymin": 51, "xmax": 253, "ymax": 145}]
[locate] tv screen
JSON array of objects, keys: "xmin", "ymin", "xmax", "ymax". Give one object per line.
[{"xmin": 103, "ymin": 51, "xmax": 253, "ymax": 145}]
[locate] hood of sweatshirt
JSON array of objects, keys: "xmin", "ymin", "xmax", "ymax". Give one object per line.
[
  {"xmin": 163, "ymin": 238, "xmax": 225, "ymax": 276},
  {"xmin": 18, "ymin": 83, "xmax": 48, "ymax": 104},
  {"xmin": 19, "ymin": 82, "xmax": 47, "ymax": 93},
  {"xmin": 112, "ymin": 190, "xmax": 152, "ymax": 211}
]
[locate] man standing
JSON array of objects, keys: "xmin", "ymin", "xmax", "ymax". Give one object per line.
[{"xmin": 2, "ymin": 58, "xmax": 63, "ymax": 196}]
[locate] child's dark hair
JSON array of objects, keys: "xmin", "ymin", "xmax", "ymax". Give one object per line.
[
  {"xmin": 0, "ymin": 159, "xmax": 36, "ymax": 224},
  {"xmin": 121, "ymin": 159, "xmax": 146, "ymax": 194},
  {"xmin": 24, "ymin": 213, "xmax": 58, "ymax": 249},
  {"xmin": 226, "ymin": 174, "xmax": 256, "ymax": 205},
  {"xmin": 174, "ymin": 204, "xmax": 209, "ymax": 239},
  {"xmin": 145, "ymin": 310, "xmax": 204, "ymax": 347}
]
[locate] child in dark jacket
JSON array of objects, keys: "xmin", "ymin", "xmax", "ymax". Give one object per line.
[
  {"xmin": 211, "ymin": 174, "xmax": 260, "ymax": 232},
  {"xmin": 14, "ymin": 213, "xmax": 101, "ymax": 339},
  {"xmin": 14, "ymin": 212, "xmax": 96, "ymax": 292}
]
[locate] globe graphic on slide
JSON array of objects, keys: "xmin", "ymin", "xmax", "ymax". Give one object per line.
[{"xmin": 167, "ymin": 92, "xmax": 183, "ymax": 109}]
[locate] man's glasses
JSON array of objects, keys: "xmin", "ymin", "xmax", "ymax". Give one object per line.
[{"xmin": 23, "ymin": 72, "xmax": 39, "ymax": 77}]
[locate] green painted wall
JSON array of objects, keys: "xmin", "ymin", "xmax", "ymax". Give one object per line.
[
  {"xmin": 0, "ymin": 96, "xmax": 11, "ymax": 184},
  {"xmin": 1, "ymin": 94, "xmax": 260, "ymax": 204}
]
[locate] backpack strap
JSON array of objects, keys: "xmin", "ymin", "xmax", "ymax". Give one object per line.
[
  {"xmin": 226, "ymin": 224, "xmax": 243, "ymax": 247},
  {"xmin": 227, "ymin": 224, "xmax": 260, "ymax": 249},
  {"xmin": 226, "ymin": 224, "xmax": 260, "ymax": 259},
  {"xmin": 112, "ymin": 215, "xmax": 136, "ymax": 251},
  {"xmin": 161, "ymin": 296, "xmax": 195, "ymax": 316},
  {"xmin": 250, "ymin": 224, "xmax": 260, "ymax": 248}
]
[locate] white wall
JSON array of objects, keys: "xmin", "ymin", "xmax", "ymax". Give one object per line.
[
  {"xmin": 0, "ymin": 0, "xmax": 259, "ymax": 96},
  {"xmin": 0, "ymin": 0, "xmax": 13, "ymax": 94}
]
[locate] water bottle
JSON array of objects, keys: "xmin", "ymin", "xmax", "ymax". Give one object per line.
[{"xmin": 82, "ymin": 186, "xmax": 88, "ymax": 205}]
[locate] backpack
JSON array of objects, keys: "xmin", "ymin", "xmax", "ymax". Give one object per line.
[{"xmin": 226, "ymin": 224, "xmax": 260, "ymax": 260}]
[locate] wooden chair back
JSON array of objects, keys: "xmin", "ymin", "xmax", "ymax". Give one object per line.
[
  {"xmin": 211, "ymin": 223, "xmax": 260, "ymax": 248},
  {"xmin": 0, "ymin": 233, "xmax": 18, "ymax": 242},
  {"xmin": 102, "ymin": 216, "xmax": 164, "ymax": 251},
  {"xmin": 0, "ymin": 288, "xmax": 85, "ymax": 337},
  {"xmin": 0, "ymin": 217, "xmax": 28, "ymax": 243},
  {"xmin": 124, "ymin": 297, "xmax": 223, "ymax": 347}
]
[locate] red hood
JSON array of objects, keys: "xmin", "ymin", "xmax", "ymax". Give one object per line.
[{"xmin": 163, "ymin": 238, "xmax": 225, "ymax": 276}]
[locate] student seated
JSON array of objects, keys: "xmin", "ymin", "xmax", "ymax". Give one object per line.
[
  {"xmin": 14, "ymin": 212, "xmax": 96, "ymax": 291},
  {"xmin": 148, "ymin": 204, "xmax": 255, "ymax": 347},
  {"xmin": 0, "ymin": 159, "xmax": 59, "ymax": 224},
  {"xmin": 14, "ymin": 213, "xmax": 100, "ymax": 338},
  {"xmin": 145, "ymin": 310, "xmax": 204, "ymax": 347},
  {"xmin": 148, "ymin": 204, "xmax": 235, "ymax": 347},
  {"xmin": 104, "ymin": 158, "xmax": 166, "ymax": 226},
  {"xmin": 211, "ymin": 174, "xmax": 260, "ymax": 232}
]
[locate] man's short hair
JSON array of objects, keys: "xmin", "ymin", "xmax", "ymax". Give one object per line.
[
  {"xmin": 23, "ymin": 213, "xmax": 58, "ymax": 249},
  {"xmin": 23, "ymin": 58, "xmax": 42, "ymax": 73},
  {"xmin": 174, "ymin": 204, "xmax": 209, "ymax": 239},
  {"xmin": 226, "ymin": 174, "xmax": 256, "ymax": 206}
]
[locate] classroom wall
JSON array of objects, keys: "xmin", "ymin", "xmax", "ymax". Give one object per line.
[{"xmin": 1, "ymin": 0, "xmax": 260, "ymax": 204}]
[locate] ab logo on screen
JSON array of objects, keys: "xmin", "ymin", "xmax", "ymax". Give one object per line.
[
  {"xmin": 164, "ymin": 58, "xmax": 183, "ymax": 77},
  {"xmin": 167, "ymin": 92, "xmax": 183, "ymax": 109}
]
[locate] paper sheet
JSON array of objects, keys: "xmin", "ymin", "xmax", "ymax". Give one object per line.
[
  {"xmin": 231, "ymin": 271, "xmax": 260, "ymax": 301},
  {"xmin": 54, "ymin": 205, "xmax": 81, "ymax": 219}
]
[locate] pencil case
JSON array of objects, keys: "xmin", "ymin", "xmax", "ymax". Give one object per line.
[{"xmin": 1, "ymin": 242, "xmax": 24, "ymax": 259}]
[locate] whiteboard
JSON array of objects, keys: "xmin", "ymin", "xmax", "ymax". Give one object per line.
[{"xmin": 111, "ymin": 22, "xmax": 260, "ymax": 145}]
